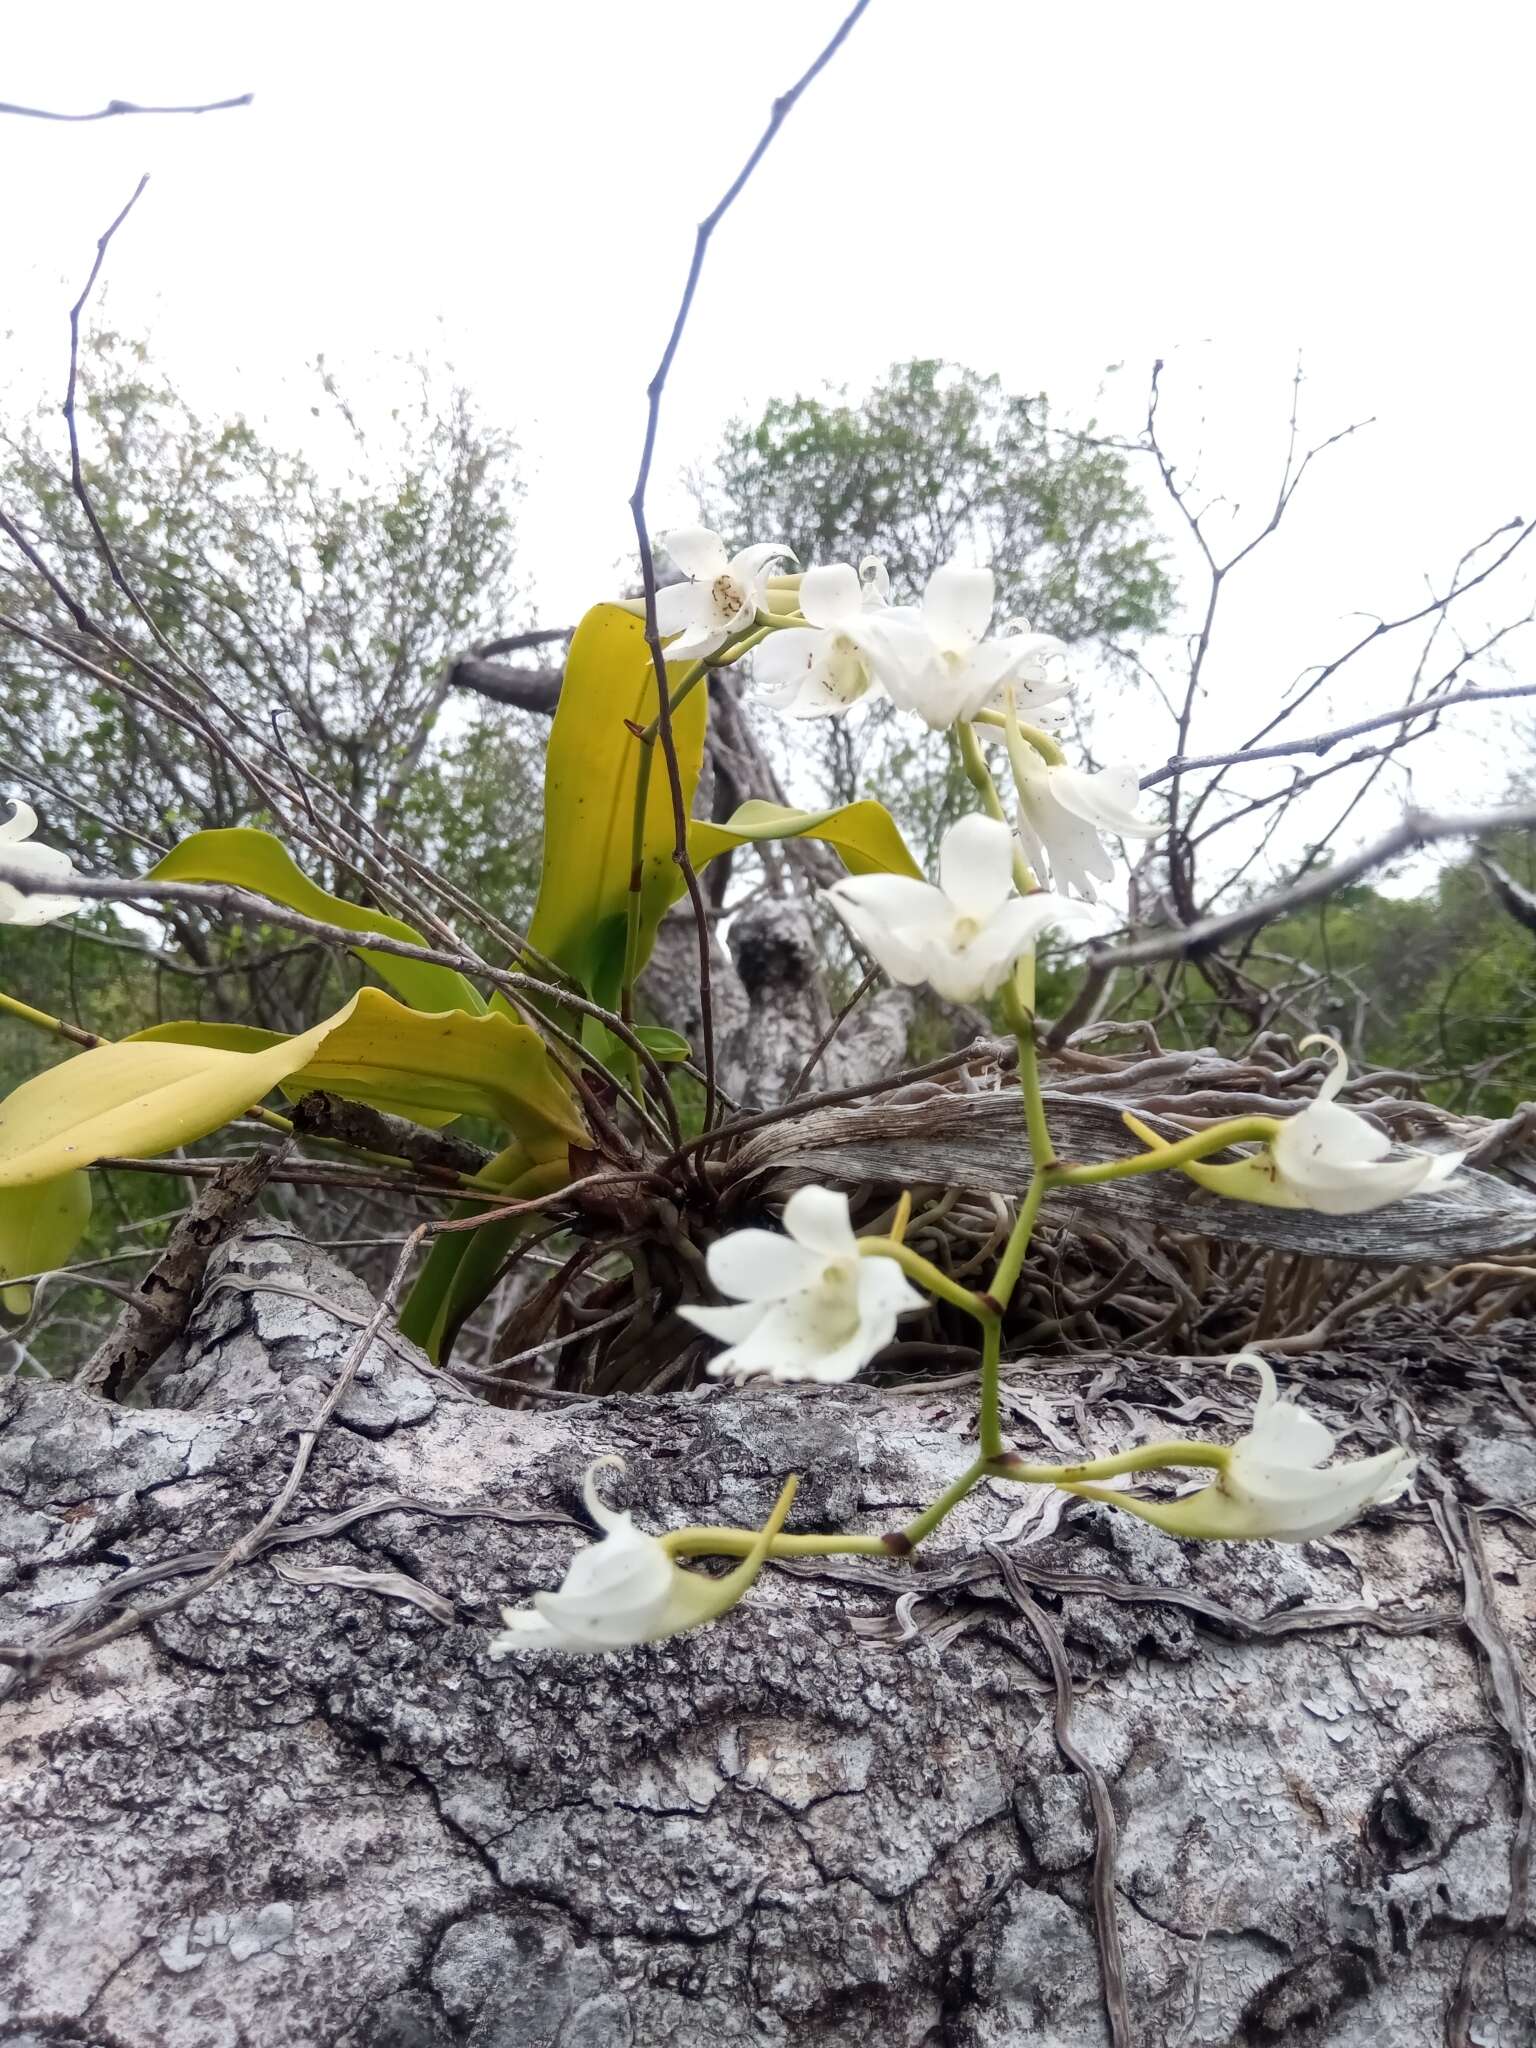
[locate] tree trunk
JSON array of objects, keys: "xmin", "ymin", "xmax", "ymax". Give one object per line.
[{"xmin": 2, "ymin": 1224, "xmax": 1532, "ymax": 2047}]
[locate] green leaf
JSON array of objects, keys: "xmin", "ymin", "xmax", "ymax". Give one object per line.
[
  {"xmin": 150, "ymin": 828, "xmax": 486, "ymax": 1017},
  {"xmin": 0, "ymin": 991, "xmax": 588, "ymax": 1188},
  {"xmin": 398, "ymin": 1147, "xmax": 568, "ymax": 1363},
  {"xmin": 633, "ymin": 1025, "xmax": 692, "ymax": 1064},
  {"xmin": 689, "ymin": 798, "xmax": 924, "ymax": 881},
  {"xmin": 0, "ymin": 1172, "xmax": 92, "ymax": 1318},
  {"xmin": 527, "ymin": 605, "xmax": 708, "ymax": 1008}
]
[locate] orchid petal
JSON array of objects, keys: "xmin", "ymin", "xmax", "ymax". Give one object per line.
[
  {"xmin": 730, "ymin": 540, "xmax": 797, "ymax": 586},
  {"xmin": 856, "ymin": 1254, "xmax": 928, "ymax": 1320},
  {"xmin": 823, "ymin": 874, "xmax": 956, "ymax": 986},
  {"xmin": 652, "ymin": 583, "xmax": 704, "ymax": 638},
  {"xmin": 1229, "ymin": 1357, "xmax": 1335, "ymax": 1467},
  {"xmin": 676, "ymin": 1299, "xmax": 769, "ymax": 1346},
  {"xmin": 798, "ymin": 562, "xmax": 862, "ymax": 629},
  {"xmin": 1049, "ymin": 765, "xmax": 1160, "ymax": 840},
  {"xmin": 757, "ymin": 627, "xmax": 873, "ymax": 718},
  {"xmin": 923, "ymin": 564, "xmax": 994, "ymax": 650},
  {"xmin": 663, "ymin": 621, "xmax": 730, "ymax": 661},
  {"xmin": 958, "ymin": 893, "xmax": 1093, "ymax": 993},
  {"xmin": 859, "ymin": 555, "xmax": 891, "ymax": 605},
  {"xmin": 754, "ymin": 627, "xmax": 826, "ymax": 701},
  {"xmin": 705, "ymin": 1228, "xmax": 823, "ymax": 1303},
  {"xmin": 660, "ymin": 525, "xmax": 729, "ymax": 581},
  {"xmin": 938, "ymin": 813, "xmax": 1016, "ymax": 922},
  {"xmin": 782, "ymin": 1184, "xmax": 860, "ymax": 1258},
  {"xmin": 1299, "ymin": 1034, "xmax": 1351, "ymax": 1104}
]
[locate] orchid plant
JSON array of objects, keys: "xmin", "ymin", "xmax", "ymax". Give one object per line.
[
  {"xmin": 0, "ymin": 521, "xmax": 1463, "ymax": 1657},
  {"xmin": 492, "ymin": 531, "xmax": 1448, "ymax": 1653}
]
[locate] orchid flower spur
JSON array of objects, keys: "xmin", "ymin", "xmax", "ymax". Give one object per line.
[
  {"xmin": 1010, "ymin": 748, "xmax": 1160, "ymax": 902},
  {"xmin": 678, "ymin": 1184, "xmax": 924, "ymax": 1383},
  {"xmin": 487, "ymin": 1457, "xmax": 797, "ymax": 1655},
  {"xmin": 823, "ymin": 813, "xmax": 1095, "ymax": 1003},
  {"xmin": 755, "ymin": 557, "xmax": 891, "ymax": 718},
  {"xmin": 644, "ymin": 525, "xmax": 796, "ymax": 660},
  {"xmin": 1053, "ymin": 1356, "xmax": 1417, "ymax": 1543},
  {"xmin": 1123, "ymin": 1036, "xmax": 1465, "ymax": 1216},
  {"xmin": 0, "ymin": 802, "xmax": 85, "ymax": 927},
  {"xmin": 859, "ymin": 564, "xmax": 1074, "ymax": 730}
]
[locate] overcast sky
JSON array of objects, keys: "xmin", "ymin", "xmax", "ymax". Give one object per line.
[{"xmin": 4, "ymin": 0, "xmax": 1533, "ymax": 891}]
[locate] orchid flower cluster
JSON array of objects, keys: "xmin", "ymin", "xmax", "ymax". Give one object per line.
[
  {"xmin": 486, "ymin": 528, "xmax": 1464, "ymax": 1659},
  {"xmin": 0, "ymin": 527, "xmax": 1459, "ymax": 1665}
]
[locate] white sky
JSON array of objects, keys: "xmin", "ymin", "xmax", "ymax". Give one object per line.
[{"xmin": 4, "ymin": 0, "xmax": 1533, "ymax": 898}]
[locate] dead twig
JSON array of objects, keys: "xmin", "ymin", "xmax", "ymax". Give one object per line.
[
  {"xmin": 627, "ymin": 0, "xmax": 872, "ymax": 1136},
  {"xmin": 0, "ymin": 93, "xmax": 252, "ymax": 121}
]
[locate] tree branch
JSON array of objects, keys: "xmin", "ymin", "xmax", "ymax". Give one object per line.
[
  {"xmin": 1045, "ymin": 800, "xmax": 1536, "ymax": 1046},
  {"xmin": 0, "ymin": 93, "xmax": 251, "ymax": 122},
  {"xmin": 1142, "ymin": 679, "xmax": 1536, "ymax": 788},
  {"xmin": 445, "ymin": 655, "xmax": 562, "ymax": 713}
]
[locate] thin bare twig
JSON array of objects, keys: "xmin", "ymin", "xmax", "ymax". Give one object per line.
[
  {"xmin": 628, "ymin": 0, "xmax": 872, "ymax": 1136},
  {"xmin": 0, "ymin": 93, "xmax": 252, "ymax": 122},
  {"xmin": 786, "ymin": 966, "xmax": 882, "ymax": 1101},
  {"xmin": 1045, "ymin": 800, "xmax": 1536, "ymax": 1047},
  {"xmin": 1142, "ymin": 679, "xmax": 1536, "ymax": 789}
]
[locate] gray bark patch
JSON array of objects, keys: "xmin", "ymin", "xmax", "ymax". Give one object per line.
[{"xmin": 2, "ymin": 1234, "xmax": 1533, "ymax": 2046}]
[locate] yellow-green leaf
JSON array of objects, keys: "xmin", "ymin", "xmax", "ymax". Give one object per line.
[
  {"xmin": 689, "ymin": 798, "xmax": 924, "ymax": 881},
  {"xmin": 129, "ymin": 996, "xmax": 588, "ymax": 1148},
  {"xmin": 150, "ymin": 829, "xmax": 486, "ymax": 1017},
  {"xmin": 527, "ymin": 604, "xmax": 707, "ymax": 1008},
  {"xmin": 0, "ymin": 992, "xmax": 588, "ymax": 1189},
  {"xmin": 0, "ymin": 1171, "xmax": 92, "ymax": 1318}
]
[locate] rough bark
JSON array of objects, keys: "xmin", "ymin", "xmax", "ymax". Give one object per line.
[
  {"xmin": 732, "ymin": 1089, "xmax": 1536, "ymax": 1262},
  {"xmin": 639, "ymin": 898, "xmax": 914, "ymax": 1109},
  {"xmin": 2, "ymin": 1224, "xmax": 1534, "ymax": 2047}
]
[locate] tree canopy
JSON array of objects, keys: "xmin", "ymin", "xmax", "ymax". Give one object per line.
[{"xmin": 701, "ymin": 357, "xmax": 1174, "ymax": 638}]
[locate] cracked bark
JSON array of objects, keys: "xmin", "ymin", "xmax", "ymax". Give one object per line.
[{"xmin": 2, "ymin": 1223, "xmax": 1534, "ymax": 2048}]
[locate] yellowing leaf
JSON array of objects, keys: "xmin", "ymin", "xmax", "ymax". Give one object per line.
[
  {"xmin": 0, "ymin": 993, "xmax": 588, "ymax": 1189},
  {"xmin": 0, "ymin": 1171, "xmax": 92, "ymax": 1318},
  {"xmin": 527, "ymin": 605, "xmax": 707, "ymax": 1008},
  {"xmin": 131, "ymin": 996, "xmax": 588, "ymax": 1149},
  {"xmin": 689, "ymin": 798, "xmax": 924, "ymax": 881},
  {"xmin": 0, "ymin": 1013, "xmax": 343, "ymax": 1189},
  {"xmin": 151, "ymin": 829, "xmax": 485, "ymax": 1017}
]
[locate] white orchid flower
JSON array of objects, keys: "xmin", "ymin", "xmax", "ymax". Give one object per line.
[
  {"xmin": 1268, "ymin": 1036, "xmax": 1466, "ymax": 1213},
  {"xmin": 0, "ymin": 802, "xmax": 86, "ymax": 927},
  {"xmin": 1122, "ymin": 1035, "xmax": 1465, "ymax": 1217},
  {"xmin": 645, "ymin": 525, "xmax": 796, "ymax": 660},
  {"xmin": 1059, "ymin": 1357, "xmax": 1417, "ymax": 1543},
  {"xmin": 488, "ymin": 1456, "xmax": 795, "ymax": 1655},
  {"xmin": 823, "ymin": 813, "xmax": 1095, "ymax": 1004},
  {"xmin": 859, "ymin": 564, "xmax": 1073, "ymax": 731},
  {"xmin": 755, "ymin": 556, "xmax": 891, "ymax": 719},
  {"xmin": 678, "ymin": 1184, "xmax": 924, "ymax": 1384},
  {"xmin": 1012, "ymin": 749, "xmax": 1161, "ymax": 902}
]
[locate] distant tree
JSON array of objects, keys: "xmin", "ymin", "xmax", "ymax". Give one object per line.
[
  {"xmin": 700, "ymin": 357, "xmax": 1174, "ymax": 637},
  {"xmin": 694, "ymin": 359, "xmax": 1175, "ymax": 862},
  {"xmin": 0, "ymin": 334, "xmax": 544, "ymax": 1028}
]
